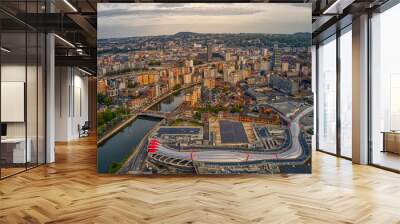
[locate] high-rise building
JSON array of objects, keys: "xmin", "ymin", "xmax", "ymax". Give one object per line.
[
  {"xmin": 168, "ymin": 73, "xmax": 175, "ymax": 90},
  {"xmin": 184, "ymin": 73, "xmax": 192, "ymax": 85},
  {"xmin": 184, "ymin": 93, "xmax": 192, "ymax": 103},
  {"xmin": 228, "ymin": 72, "xmax": 243, "ymax": 85},
  {"xmin": 282, "ymin": 62, "xmax": 289, "ymax": 72},
  {"xmin": 223, "ymin": 66, "xmax": 234, "ymax": 82},
  {"xmin": 260, "ymin": 60, "xmax": 270, "ymax": 71},
  {"xmin": 185, "ymin": 60, "xmax": 194, "ymax": 67},
  {"xmin": 295, "ymin": 63, "xmax": 301, "ymax": 72},
  {"xmin": 97, "ymin": 80, "xmax": 108, "ymax": 94},
  {"xmin": 225, "ymin": 52, "xmax": 231, "ymax": 61},
  {"xmin": 262, "ymin": 48, "xmax": 269, "ymax": 57},
  {"xmin": 204, "ymin": 78, "xmax": 216, "ymax": 89},
  {"xmin": 191, "ymin": 86, "xmax": 202, "ymax": 106},
  {"xmin": 210, "ymin": 68, "xmax": 216, "ymax": 78},
  {"xmin": 207, "ymin": 43, "xmax": 213, "ymax": 62},
  {"xmin": 273, "ymin": 44, "xmax": 281, "ymax": 71},
  {"xmin": 155, "ymin": 84, "xmax": 161, "ymax": 97}
]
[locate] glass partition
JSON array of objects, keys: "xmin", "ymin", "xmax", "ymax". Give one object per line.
[
  {"xmin": 370, "ymin": 3, "xmax": 400, "ymax": 171},
  {"xmin": 1, "ymin": 31, "xmax": 28, "ymax": 177},
  {"xmin": 339, "ymin": 26, "xmax": 352, "ymax": 158},
  {"xmin": 317, "ymin": 35, "xmax": 337, "ymax": 154},
  {"xmin": 0, "ymin": 1, "xmax": 46, "ymax": 179}
]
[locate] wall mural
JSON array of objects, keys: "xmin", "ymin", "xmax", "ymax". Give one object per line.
[{"xmin": 97, "ymin": 3, "xmax": 313, "ymax": 175}]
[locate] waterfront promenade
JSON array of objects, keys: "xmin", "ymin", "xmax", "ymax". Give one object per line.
[{"xmin": 97, "ymin": 82, "xmax": 200, "ymax": 145}]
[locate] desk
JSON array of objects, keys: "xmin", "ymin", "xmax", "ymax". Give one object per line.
[
  {"xmin": 382, "ymin": 131, "xmax": 400, "ymax": 154},
  {"xmin": 1, "ymin": 138, "xmax": 31, "ymax": 163}
]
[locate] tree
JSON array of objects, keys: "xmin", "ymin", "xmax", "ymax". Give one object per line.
[
  {"xmin": 97, "ymin": 112, "xmax": 105, "ymax": 126},
  {"xmin": 230, "ymin": 107, "xmax": 240, "ymax": 113},
  {"xmin": 103, "ymin": 109, "xmax": 115, "ymax": 123},
  {"xmin": 108, "ymin": 162, "xmax": 122, "ymax": 173},
  {"xmin": 148, "ymin": 61, "xmax": 161, "ymax": 66},
  {"xmin": 98, "ymin": 93, "xmax": 112, "ymax": 106},
  {"xmin": 173, "ymin": 84, "xmax": 181, "ymax": 91},
  {"xmin": 194, "ymin": 111, "xmax": 201, "ymax": 120},
  {"xmin": 103, "ymin": 96, "xmax": 112, "ymax": 106},
  {"xmin": 193, "ymin": 59, "xmax": 202, "ymax": 66},
  {"xmin": 127, "ymin": 82, "xmax": 136, "ymax": 89},
  {"xmin": 116, "ymin": 106, "xmax": 128, "ymax": 116}
]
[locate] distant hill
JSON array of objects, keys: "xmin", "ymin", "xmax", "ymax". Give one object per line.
[{"xmin": 173, "ymin": 32, "xmax": 198, "ymax": 37}]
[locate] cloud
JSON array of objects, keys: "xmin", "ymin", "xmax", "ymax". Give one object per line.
[
  {"xmin": 156, "ymin": 3, "xmax": 188, "ymax": 8},
  {"xmin": 98, "ymin": 5, "xmax": 264, "ymax": 18},
  {"xmin": 97, "ymin": 3, "xmax": 311, "ymax": 38},
  {"xmin": 287, "ymin": 3, "xmax": 312, "ymax": 8}
]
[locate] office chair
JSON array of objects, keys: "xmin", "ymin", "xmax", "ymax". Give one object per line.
[{"xmin": 79, "ymin": 121, "xmax": 90, "ymax": 138}]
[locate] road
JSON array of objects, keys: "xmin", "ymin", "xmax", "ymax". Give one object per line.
[{"xmin": 151, "ymin": 106, "xmax": 313, "ymax": 163}]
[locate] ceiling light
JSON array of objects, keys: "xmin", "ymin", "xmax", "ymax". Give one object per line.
[
  {"xmin": 54, "ymin": 34, "xmax": 75, "ymax": 48},
  {"xmin": 63, "ymin": 0, "xmax": 78, "ymax": 12},
  {"xmin": 76, "ymin": 48, "xmax": 84, "ymax": 55},
  {"xmin": 323, "ymin": 0, "xmax": 341, "ymax": 14},
  {"xmin": 323, "ymin": 0, "xmax": 354, "ymax": 15},
  {"xmin": 1, "ymin": 47, "xmax": 11, "ymax": 53},
  {"xmin": 78, "ymin": 67, "xmax": 92, "ymax": 76}
]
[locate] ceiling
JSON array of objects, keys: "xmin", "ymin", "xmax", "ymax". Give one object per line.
[
  {"xmin": 311, "ymin": 0, "xmax": 390, "ymax": 43},
  {"xmin": 0, "ymin": 0, "xmax": 394, "ymax": 73},
  {"xmin": 0, "ymin": 0, "xmax": 97, "ymax": 74}
]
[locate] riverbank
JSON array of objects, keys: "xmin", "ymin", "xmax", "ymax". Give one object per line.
[
  {"xmin": 117, "ymin": 122, "xmax": 163, "ymax": 174},
  {"xmin": 97, "ymin": 82, "xmax": 201, "ymax": 145},
  {"xmin": 97, "ymin": 116, "xmax": 161, "ymax": 173}
]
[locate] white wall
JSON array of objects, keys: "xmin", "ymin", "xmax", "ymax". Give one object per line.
[
  {"xmin": 54, "ymin": 67, "xmax": 89, "ymax": 141},
  {"xmin": 1, "ymin": 64, "xmax": 26, "ymax": 138},
  {"xmin": 55, "ymin": 67, "xmax": 69, "ymax": 141},
  {"xmin": 1, "ymin": 63, "xmax": 46, "ymax": 164}
]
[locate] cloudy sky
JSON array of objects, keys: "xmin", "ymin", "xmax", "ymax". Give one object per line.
[{"xmin": 98, "ymin": 3, "xmax": 311, "ymax": 39}]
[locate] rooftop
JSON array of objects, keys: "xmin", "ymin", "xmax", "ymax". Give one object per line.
[
  {"xmin": 157, "ymin": 126, "xmax": 202, "ymax": 135},
  {"xmin": 219, "ymin": 120, "xmax": 249, "ymax": 144}
]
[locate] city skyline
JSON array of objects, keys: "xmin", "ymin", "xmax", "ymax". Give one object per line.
[
  {"xmin": 97, "ymin": 3, "xmax": 312, "ymax": 175},
  {"xmin": 99, "ymin": 31, "xmax": 312, "ymax": 40},
  {"xmin": 98, "ymin": 3, "xmax": 311, "ymax": 39}
]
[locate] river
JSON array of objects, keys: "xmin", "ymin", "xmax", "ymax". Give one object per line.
[{"xmin": 97, "ymin": 89, "xmax": 189, "ymax": 173}]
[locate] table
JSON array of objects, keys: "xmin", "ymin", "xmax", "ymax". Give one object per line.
[
  {"xmin": 1, "ymin": 138, "xmax": 31, "ymax": 164},
  {"xmin": 382, "ymin": 131, "xmax": 400, "ymax": 154}
]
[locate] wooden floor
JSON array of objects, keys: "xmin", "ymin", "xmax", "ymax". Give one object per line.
[
  {"xmin": 372, "ymin": 150, "xmax": 400, "ymax": 171},
  {"xmin": 1, "ymin": 136, "xmax": 400, "ymax": 224}
]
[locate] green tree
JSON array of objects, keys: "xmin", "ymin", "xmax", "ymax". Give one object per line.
[
  {"xmin": 173, "ymin": 84, "xmax": 181, "ymax": 91},
  {"xmin": 108, "ymin": 162, "xmax": 122, "ymax": 173},
  {"xmin": 103, "ymin": 109, "xmax": 115, "ymax": 123},
  {"xmin": 98, "ymin": 93, "xmax": 112, "ymax": 106},
  {"xmin": 148, "ymin": 61, "xmax": 161, "ymax": 66},
  {"xmin": 193, "ymin": 59, "xmax": 202, "ymax": 66},
  {"xmin": 97, "ymin": 112, "xmax": 105, "ymax": 126},
  {"xmin": 103, "ymin": 96, "xmax": 112, "ymax": 106},
  {"xmin": 127, "ymin": 81, "xmax": 136, "ymax": 89},
  {"xmin": 194, "ymin": 111, "xmax": 202, "ymax": 120},
  {"xmin": 230, "ymin": 105, "xmax": 242, "ymax": 113}
]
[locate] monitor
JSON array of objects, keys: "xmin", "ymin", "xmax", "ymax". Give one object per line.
[{"xmin": 1, "ymin": 123, "xmax": 7, "ymax": 137}]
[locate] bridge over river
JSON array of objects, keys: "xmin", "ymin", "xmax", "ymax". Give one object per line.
[{"xmin": 97, "ymin": 83, "xmax": 200, "ymax": 173}]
